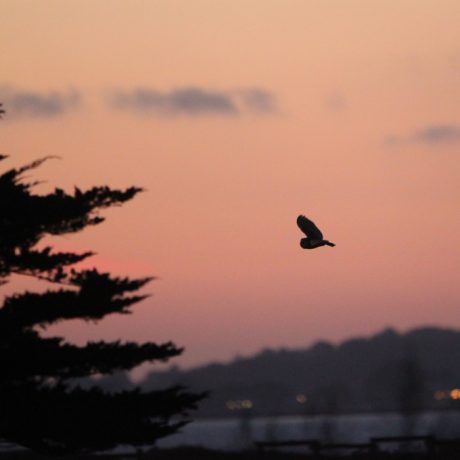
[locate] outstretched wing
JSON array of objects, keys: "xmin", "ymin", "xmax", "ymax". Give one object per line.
[{"xmin": 297, "ymin": 215, "xmax": 323, "ymax": 239}]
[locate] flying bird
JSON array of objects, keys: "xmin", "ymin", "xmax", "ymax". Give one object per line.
[{"xmin": 297, "ymin": 215, "xmax": 335, "ymax": 249}]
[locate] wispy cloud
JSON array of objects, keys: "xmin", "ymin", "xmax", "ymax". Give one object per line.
[
  {"xmin": 109, "ymin": 87, "xmax": 276, "ymax": 117},
  {"xmin": 0, "ymin": 86, "xmax": 81, "ymax": 119},
  {"xmin": 239, "ymin": 89, "xmax": 276, "ymax": 113},
  {"xmin": 324, "ymin": 92, "xmax": 348, "ymax": 111},
  {"xmin": 385, "ymin": 124, "xmax": 460, "ymax": 147},
  {"xmin": 413, "ymin": 125, "xmax": 460, "ymax": 144}
]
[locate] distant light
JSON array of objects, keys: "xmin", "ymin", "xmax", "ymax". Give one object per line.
[
  {"xmin": 450, "ymin": 389, "xmax": 460, "ymax": 400},
  {"xmin": 241, "ymin": 400, "xmax": 253, "ymax": 409},
  {"xmin": 226, "ymin": 399, "xmax": 253, "ymax": 410},
  {"xmin": 226, "ymin": 400, "xmax": 237, "ymax": 410},
  {"xmin": 296, "ymin": 394, "xmax": 307, "ymax": 404},
  {"xmin": 434, "ymin": 391, "xmax": 448, "ymax": 401}
]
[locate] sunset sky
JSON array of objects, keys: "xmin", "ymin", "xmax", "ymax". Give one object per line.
[{"xmin": 1, "ymin": 0, "xmax": 460, "ymax": 371}]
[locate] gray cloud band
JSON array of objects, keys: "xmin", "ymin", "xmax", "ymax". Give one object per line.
[
  {"xmin": 414, "ymin": 125, "xmax": 460, "ymax": 144},
  {"xmin": 0, "ymin": 86, "xmax": 275, "ymax": 119},
  {"xmin": 386, "ymin": 124, "xmax": 460, "ymax": 147},
  {"xmin": 109, "ymin": 87, "xmax": 275, "ymax": 116},
  {"xmin": 0, "ymin": 88, "xmax": 80, "ymax": 119}
]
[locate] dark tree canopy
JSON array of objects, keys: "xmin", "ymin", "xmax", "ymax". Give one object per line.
[{"xmin": 0, "ymin": 140, "xmax": 204, "ymax": 453}]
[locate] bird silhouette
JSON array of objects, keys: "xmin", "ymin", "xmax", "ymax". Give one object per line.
[{"xmin": 297, "ymin": 215, "xmax": 335, "ymax": 249}]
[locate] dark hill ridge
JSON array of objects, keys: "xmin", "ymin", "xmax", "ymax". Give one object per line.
[{"xmin": 141, "ymin": 327, "xmax": 460, "ymax": 417}]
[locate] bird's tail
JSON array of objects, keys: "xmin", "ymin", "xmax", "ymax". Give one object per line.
[{"xmin": 324, "ymin": 241, "xmax": 336, "ymax": 247}]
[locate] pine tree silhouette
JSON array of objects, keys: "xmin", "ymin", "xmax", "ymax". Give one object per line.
[{"xmin": 0, "ymin": 115, "xmax": 205, "ymax": 455}]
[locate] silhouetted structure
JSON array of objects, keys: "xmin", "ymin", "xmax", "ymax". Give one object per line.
[
  {"xmin": 141, "ymin": 327, "xmax": 460, "ymax": 419},
  {"xmin": 0, "ymin": 122, "xmax": 204, "ymax": 454},
  {"xmin": 296, "ymin": 215, "xmax": 335, "ymax": 249},
  {"xmin": 398, "ymin": 355, "xmax": 423, "ymax": 436}
]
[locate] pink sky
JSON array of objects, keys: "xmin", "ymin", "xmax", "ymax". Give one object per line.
[{"xmin": 1, "ymin": 0, "xmax": 460, "ymax": 371}]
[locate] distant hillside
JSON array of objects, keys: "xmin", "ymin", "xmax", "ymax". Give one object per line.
[{"xmin": 140, "ymin": 327, "xmax": 460, "ymax": 418}]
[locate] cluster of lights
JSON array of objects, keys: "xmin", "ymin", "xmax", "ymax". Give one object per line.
[
  {"xmin": 226, "ymin": 399, "xmax": 253, "ymax": 410},
  {"xmin": 433, "ymin": 389, "xmax": 460, "ymax": 401}
]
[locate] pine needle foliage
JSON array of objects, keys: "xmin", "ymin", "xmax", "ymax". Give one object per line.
[{"xmin": 0, "ymin": 140, "xmax": 204, "ymax": 454}]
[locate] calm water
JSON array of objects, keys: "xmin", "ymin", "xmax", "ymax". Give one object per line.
[{"xmin": 157, "ymin": 411, "xmax": 460, "ymax": 451}]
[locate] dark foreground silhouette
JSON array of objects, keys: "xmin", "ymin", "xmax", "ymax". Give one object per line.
[
  {"xmin": 2, "ymin": 444, "xmax": 460, "ymax": 459},
  {"xmin": 0, "ymin": 154, "xmax": 204, "ymax": 454},
  {"xmin": 297, "ymin": 215, "xmax": 335, "ymax": 249}
]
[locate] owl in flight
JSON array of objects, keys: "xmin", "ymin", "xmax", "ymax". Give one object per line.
[{"xmin": 297, "ymin": 215, "xmax": 335, "ymax": 249}]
